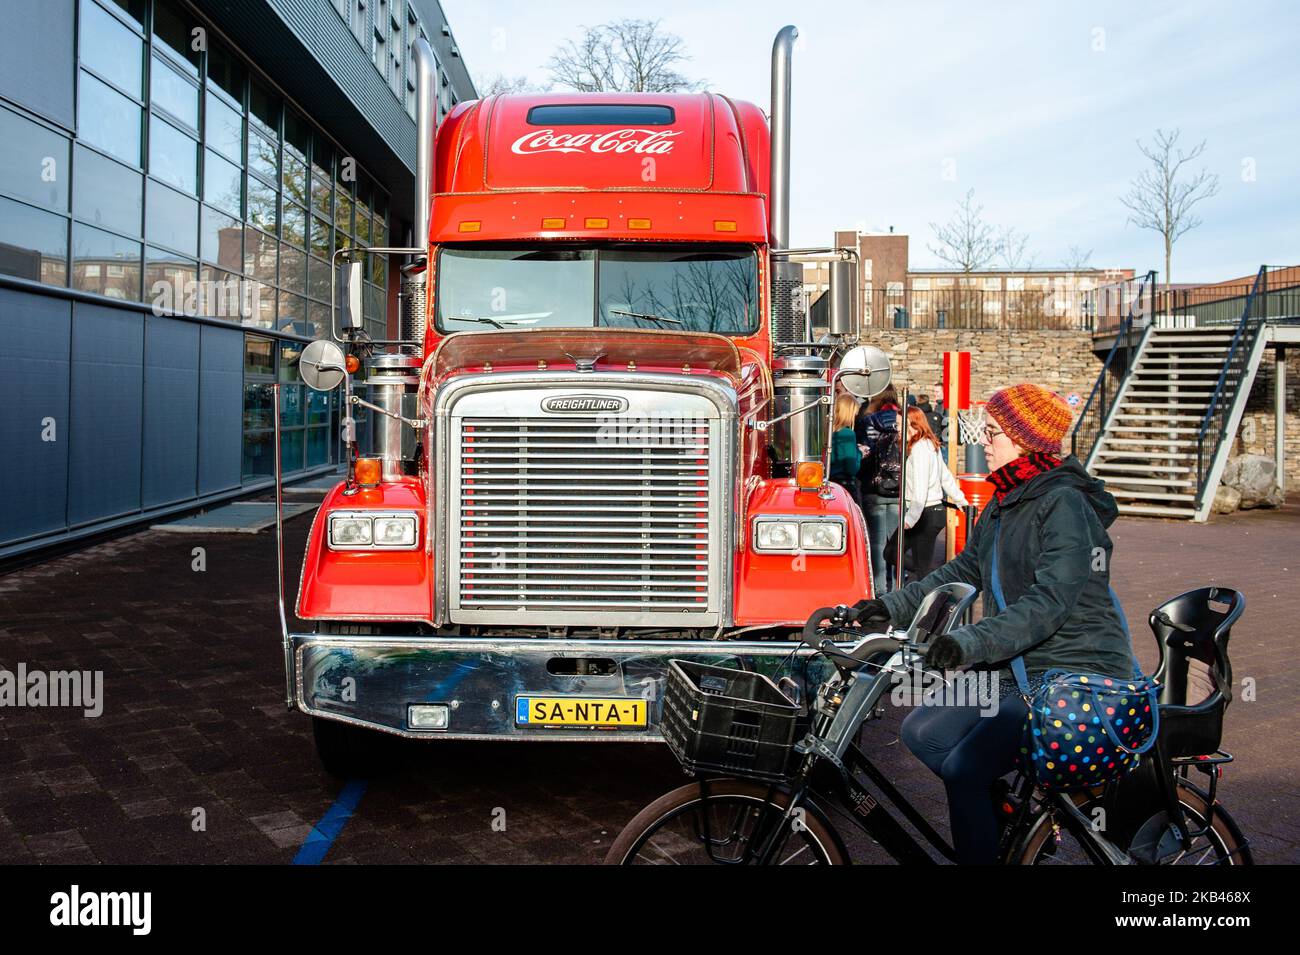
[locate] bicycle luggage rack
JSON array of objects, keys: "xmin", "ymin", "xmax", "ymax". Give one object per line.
[{"xmin": 660, "ymin": 659, "xmax": 802, "ymax": 784}]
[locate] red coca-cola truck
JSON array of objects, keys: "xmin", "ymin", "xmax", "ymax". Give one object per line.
[{"xmin": 277, "ymin": 26, "xmax": 893, "ymax": 775}]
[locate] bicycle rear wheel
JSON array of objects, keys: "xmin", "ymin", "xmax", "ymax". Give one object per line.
[
  {"xmin": 604, "ymin": 780, "xmax": 849, "ymax": 865},
  {"xmin": 1015, "ymin": 778, "xmax": 1252, "ymax": 865}
]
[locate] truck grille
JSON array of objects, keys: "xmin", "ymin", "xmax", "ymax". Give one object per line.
[{"xmin": 453, "ymin": 415, "xmax": 717, "ymax": 623}]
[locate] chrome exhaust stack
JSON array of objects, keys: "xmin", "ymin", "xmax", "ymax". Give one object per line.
[{"xmin": 400, "ymin": 37, "xmax": 438, "ymax": 350}]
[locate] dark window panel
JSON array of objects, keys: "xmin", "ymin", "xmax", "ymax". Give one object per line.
[
  {"xmin": 245, "ymin": 279, "xmax": 276, "ymax": 329},
  {"xmin": 151, "ymin": 53, "xmax": 199, "ymax": 130},
  {"xmin": 335, "ymin": 190, "xmax": 354, "ymax": 237},
  {"xmin": 79, "ymin": 72, "xmax": 142, "ymax": 166},
  {"xmin": 207, "ymin": 41, "xmax": 246, "ymax": 106},
  {"xmin": 311, "ymin": 132, "xmax": 334, "ymax": 180},
  {"xmin": 73, "ymin": 144, "xmax": 143, "ymax": 237},
  {"xmin": 0, "ymin": 106, "xmax": 71, "ymax": 211},
  {"xmin": 244, "ymin": 334, "xmax": 274, "ymax": 375},
  {"xmin": 277, "ymin": 291, "xmax": 309, "ymax": 337},
  {"xmin": 106, "ymin": 0, "xmax": 145, "ymax": 26},
  {"xmin": 81, "ymin": 0, "xmax": 143, "ymax": 97},
  {"xmin": 145, "ymin": 178, "xmax": 198, "ymax": 257},
  {"xmin": 279, "ymin": 428, "xmax": 305, "ymax": 473},
  {"xmin": 148, "ymin": 115, "xmax": 197, "ymax": 193},
  {"xmin": 284, "ymin": 107, "xmax": 310, "ymax": 161},
  {"xmin": 249, "ymin": 78, "xmax": 280, "ymax": 137},
  {"xmin": 152, "ymin": 0, "xmax": 201, "ymax": 74},
  {"xmin": 197, "ymin": 264, "xmax": 243, "ymax": 321},
  {"xmin": 72, "ymin": 222, "xmax": 141, "ymax": 300},
  {"xmin": 307, "ymin": 254, "xmax": 331, "ymax": 302},
  {"xmin": 0, "ymin": 196, "xmax": 69, "ymax": 286}
]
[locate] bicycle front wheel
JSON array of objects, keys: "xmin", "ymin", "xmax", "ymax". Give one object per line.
[
  {"xmin": 603, "ymin": 780, "xmax": 849, "ymax": 865},
  {"xmin": 1015, "ymin": 778, "xmax": 1253, "ymax": 865}
]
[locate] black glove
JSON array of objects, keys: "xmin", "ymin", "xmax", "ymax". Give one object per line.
[
  {"xmin": 924, "ymin": 633, "xmax": 965, "ymax": 670},
  {"xmin": 846, "ymin": 597, "xmax": 892, "ymax": 629}
]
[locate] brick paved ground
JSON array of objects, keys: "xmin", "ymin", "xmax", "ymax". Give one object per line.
[{"xmin": 0, "ymin": 502, "xmax": 1296, "ymax": 864}]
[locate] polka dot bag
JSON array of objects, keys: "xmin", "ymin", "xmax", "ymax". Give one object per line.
[{"xmin": 1016, "ymin": 668, "xmax": 1159, "ymax": 792}]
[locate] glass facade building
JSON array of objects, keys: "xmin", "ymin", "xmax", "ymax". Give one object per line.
[{"xmin": 0, "ymin": 0, "xmax": 475, "ymax": 558}]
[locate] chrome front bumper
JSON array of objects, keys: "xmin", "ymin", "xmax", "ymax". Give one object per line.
[{"xmin": 291, "ymin": 634, "xmax": 839, "ymax": 741}]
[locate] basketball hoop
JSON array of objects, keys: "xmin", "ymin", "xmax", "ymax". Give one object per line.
[{"xmin": 957, "ymin": 407, "xmax": 987, "ymax": 446}]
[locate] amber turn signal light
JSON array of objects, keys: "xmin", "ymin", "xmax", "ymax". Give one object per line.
[
  {"xmin": 345, "ymin": 354, "xmax": 361, "ymax": 374},
  {"xmin": 795, "ymin": 461, "xmax": 824, "ymax": 490},
  {"xmin": 354, "ymin": 457, "xmax": 382, "ymax": 486}
]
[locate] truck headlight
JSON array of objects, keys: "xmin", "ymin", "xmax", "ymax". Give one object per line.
[
  {"xmin": 374, "ymin": 516, "xmax": 417, "ymax": 547},
  {"xmin": 800, "ymin": 521, "xmax": 844, "ymax": 552},
  {"xmin": 752, "ymin": 516, "xmax": 847, "ymax": 555},
  {"xmin": 329, "ymin": 515, "xmax": 373, "ymax": 547},
  {"xmin": 327, "ymin": 512, "xmax": 420, "ymax": 550},
  {"xmin": 754, "ymin": 520, "xmax": 799, "ymax": 551}
]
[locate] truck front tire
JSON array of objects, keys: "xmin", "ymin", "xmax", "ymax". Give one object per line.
[{"xmin": 311, "ymin": 716, "xmax": 401, "ymax": 779}]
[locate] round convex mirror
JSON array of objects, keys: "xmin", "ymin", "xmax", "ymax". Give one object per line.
[
  {"xmin": 837, "ymin": 345, "xmax": 892, "ymax": 399},
  {"xmin": 299, "ymin": 339, "xmax": 348, "ymax": 391}
]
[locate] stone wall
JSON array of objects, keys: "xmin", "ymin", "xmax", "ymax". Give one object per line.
[
  {"xmin": 860, "ymin": 329, "xmax": 1103, "ymax": 408},
  {"xmin": 1235, "ymin": 348, "xmax": 1300, "ymax": 489}
]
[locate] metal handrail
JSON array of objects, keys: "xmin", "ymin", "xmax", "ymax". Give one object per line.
[
  {"xmin": 1070, "ymin": 271, "xmax": 1153, "ymax": 463},
  {"xmin": 1194, "ymin": 266, "xmax": 1269, "ymax": 510}
]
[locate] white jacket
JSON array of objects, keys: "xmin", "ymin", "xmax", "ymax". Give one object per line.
[{"xmin": 903, "ymin": 439, "xmax": 969, "ymax": 529}]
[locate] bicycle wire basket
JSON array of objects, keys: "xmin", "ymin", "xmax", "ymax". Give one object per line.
[{"xmin": 660, "ymin": 659, "xmax": 802, "ymax": 783}]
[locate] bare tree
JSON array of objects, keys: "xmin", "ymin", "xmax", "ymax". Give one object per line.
[
  {"xmin": 997, "ymin": 225, "xmax": 1034, "ymax": 270},
  {"xmin": 928, "ymin": 189, "xmax": 999, "ymax": 272},
  {"xmin": 1062, "ymin": 245, "xmax": 1093, "ymax": 270},
  {"xmin": 1119, "ymin": 128, "xmax": 1219, "ymax": 311},
  {"xmin": 477, "ymin": 73, "xmax": 548, "ymax": 96},
  {"xmin": 548, "ymin": 19, "xmax": 704, "ymax": 93}
]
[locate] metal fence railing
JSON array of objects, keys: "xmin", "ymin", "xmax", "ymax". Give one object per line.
[
  {"xmin": 1070, "ymin": 272, "xmax": 1155, "ymax": 464},
  {"xmin": 1193, "ymin": 266, "xmax": 1275, "ymax": 512},
  {"xmin": 862, "ymin": 287, "xmax": 1096, "ymax": 331}
]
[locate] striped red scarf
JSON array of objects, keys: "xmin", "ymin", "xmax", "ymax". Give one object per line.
[{"xmin": 988, "ymin": 452, "xmax": 1064, "ymax": 502}]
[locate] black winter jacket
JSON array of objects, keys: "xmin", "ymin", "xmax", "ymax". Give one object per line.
[{"xmin": 878, "ymin": 456, "xmax": 1138, "ymax": 682}]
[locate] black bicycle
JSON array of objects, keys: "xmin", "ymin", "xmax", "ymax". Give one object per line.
[{"xmin": 605, "ymin": 583, "xmax": 1253, "ymax": 865}]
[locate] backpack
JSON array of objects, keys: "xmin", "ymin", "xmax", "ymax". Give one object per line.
[{"xmin": 862, "ymin": 425, "xmax": 902, "ymax": 498}]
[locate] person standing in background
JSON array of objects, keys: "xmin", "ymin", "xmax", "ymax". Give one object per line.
[
  {"xmin": 830, "ymin": 394, "xmax": 863, "ymax": 511},
  {"xmin": 855, "ymin": 385, "xmax": 902, "ymax": 591},
  {"xmin": 884, "ymin": 406, "xmax": 969, "ymax": 585}
]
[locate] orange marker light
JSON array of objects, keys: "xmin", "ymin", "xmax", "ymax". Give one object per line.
[
  {"xmin": 354, "ymin": 457, "xmax": 382, "ymax": 486},
  {"xmin": 627, "ymin": 218, "xmax": 652, "ymax": 230},
  {"xmin": 584, "ymin": 217, "xmax": 609, "ymax": 229},
  {"xmin": 795, "ymin": 461, "xmax": 824, "ymax": 490},
  {"xmin": 458, "ymin": 221, "xmax": 481, "ymax": 232},
  {"xmin": 714, "ymin": 220, "xmax": 737, "ymax": 232},
  {"xmin": 345, "ymin": 354, "xmax": 361, "ymax": 374},
  {"xmin": 541, "ymin": 217, "xmax": 566, "ymax": 229}
]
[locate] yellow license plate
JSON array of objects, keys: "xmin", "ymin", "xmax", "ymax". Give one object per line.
[{"xmin": 515, "ymin": 696, "xmax": 648, "ymax": 728}]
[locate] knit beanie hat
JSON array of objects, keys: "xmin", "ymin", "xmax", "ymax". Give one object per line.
[{"xmin": 985, "ymin": 384, "xmax": 1073, "ymax": 454}]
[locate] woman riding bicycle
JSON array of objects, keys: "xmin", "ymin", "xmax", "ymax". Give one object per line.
[{"xmin": 847, "ymin": 383, "xmax": 1140, "ymax": 864}]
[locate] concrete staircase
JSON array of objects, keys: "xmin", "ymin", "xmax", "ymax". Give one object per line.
[{"xmin": 1088, "ymin": 326, "xmax": 1237, "ymax": 518}]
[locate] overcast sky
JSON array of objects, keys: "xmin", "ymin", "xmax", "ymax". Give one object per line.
[{"xmin": 444, "ymin": 0, "xmax": 1299, "ymax": 282}]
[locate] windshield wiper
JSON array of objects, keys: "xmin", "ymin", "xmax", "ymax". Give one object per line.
[
  {"xmin": 606, "ymin": 308, "xmax": 683, "ymax": 327},
  {"xmin": 449, "ymin": 316, "xmax": 539, "ymax": 329}
]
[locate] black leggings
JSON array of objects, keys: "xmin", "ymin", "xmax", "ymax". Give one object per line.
[
  {"xmin": 885, "ymin": 504, "xmax": 947, "ymax": 582},
  {"xmin": 899, "ymin": 692, "xmax": 1028, "ymax": 864}
]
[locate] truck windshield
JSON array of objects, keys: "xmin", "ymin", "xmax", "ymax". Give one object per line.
[{"xmin": 435, "ymin": 244, "xmax": 759, "ymax": 335}]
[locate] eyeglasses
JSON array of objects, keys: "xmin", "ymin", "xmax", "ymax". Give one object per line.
[{"xmin": 982, "ymin": 424, "xmax": 1006, "ymax": 443}]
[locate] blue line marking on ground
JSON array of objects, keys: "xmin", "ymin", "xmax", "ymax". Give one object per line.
[{"xmin": 293, "ymin": 779, "xmax": 369, "ymax": 865}]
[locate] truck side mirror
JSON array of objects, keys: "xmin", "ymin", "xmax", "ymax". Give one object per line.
[
  {"xmin": 299, "ymin": 339, "xmax": 347, "ymax": 392},
  {"xmin": 837, "ymin": 345, "xmax": 891, "ymax": 399},
  {"xmin": 345, "ymin": 260, "xmax": 364, "ymax": 330},
  {"xmin": 828, "ymin": 259, "xmax": 858, "ymax": 338}
]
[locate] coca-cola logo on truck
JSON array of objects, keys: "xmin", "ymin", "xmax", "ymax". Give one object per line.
[{"xmin": 511, "ymin": 128, "xmax": 681, "ymax": 156}]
